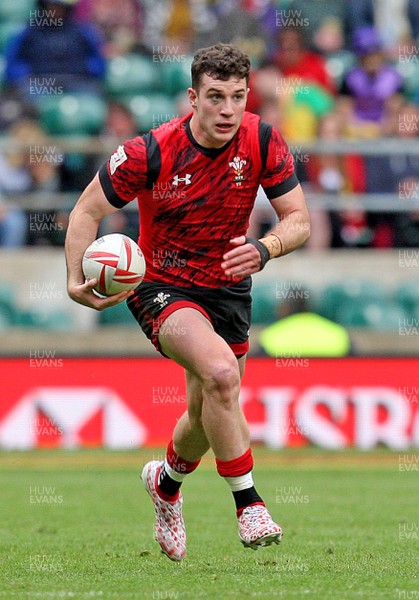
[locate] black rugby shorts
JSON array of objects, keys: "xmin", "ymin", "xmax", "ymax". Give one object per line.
[{"xmin": 127, "ymin": 278, "xmax": 252, "ymax": 358}]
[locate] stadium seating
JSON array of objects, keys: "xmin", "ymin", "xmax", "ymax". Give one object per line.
[
  {"xmin": 39, "ymin": 93, "xmax": 107, "ymax": 135},
  {"xmin": 316, "ymin": 279, "xmax": 388, "ymax": 321},
  {"xmin": 106, "ymin": 54, "xmax": 159, "ymax": 97},
  {"xmin": 335, "ymin": 298, "xmax": 408, "ymax": 330},
  {"xmin": 395, "ymin": 280, "xmax": 419, "ymax": 316},
  {"xmin": 325, "ymin": 51, "xmax": 356, "ymax": 87},
  {"xmin": 0, "ymin": 281, "xmax": 16, "ymax": 325},
  {"xmin": 160, "ymin": 59, "xmax": 193, "ymax": 97},
  {"xmin": 0, "ymin": 21, "xmax": 24, "ymax": 53},
  {"xmin": 251, "ymin": 282, "xmax": 280, "ymax": 325},
  {"xmin": 0, "ymin": 0, "xmax": 35, "ymax": 23},
  {"xmin": 396, "ymin": 60, "xmax": 419, "ymax": 101},
  {"xmin": 98, "ymin": 300, "xmax": 134, "ymax": 326},
  {"xmin": 0, "ymin": 306, "xmax": 12, "ymax": 329},
  {"xmin": 0, "ymin": 282, "xmax": 73, "ymax": 331},
  {"xmin": 14, "ymin": 307, "xmax": 73, "ymax": 330},
  {"xmin": 123, "ymin": 94, "xmax": 178, "ymax": 133}
]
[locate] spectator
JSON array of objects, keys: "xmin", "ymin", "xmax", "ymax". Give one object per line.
[
  {"xmin": 3, "ymin": 118, "xmax": 65, "ymax": 246},
  {"xmin": 192, "ymin": 0, "xmax": 267, "ymax": 64},
  {"xmin": 141, "ymin": 0, "xmax": 197, "ymax": 54},
  {"xmin": 0, "ymin": 118, "xmax": 62, "ymax": 247},
  {"xmin": 373, "ymin": 0, "xmax": 413, "ymax": 54},
  {"xmin": 367, "ymin": 102, "xmax": 419, "ymax": 194},
  {"xmin": 4, "ymin": 0, "xmax": 106, "ymax": 99},
  {"xmin": 408, "ymin": 0, "xmax": 419, "ymax": 40},
  {"xmin": 246, "ymin": 62, "xmax": 281, "ymax": 116},
  {"xmin": 98, "ymin": 102, "xmax": 139, "ymax": 239},
  {"xmin": 284, "ymin": 0, "xmax": 346, "ymax": 54},
  {"xmin": 0, "ymin": 197, "xmax": 27, "ymax": 247},
  {"xmin": 75, "ymin": 0, "xmax": 144, "ymax": 57},
  {"xmin": 313, "ymin": 16, "xmax": 346, "ymax": 56},
  {"xmin": 305, "ymin": 112, "xmax": 371, "ymax": 249},
  {"xmin": 100, "ymin": 101, "xmax": 139, "ymax": 142},
  {"xmin": 0, "ymin": 90, "xmax": 38, "ymax": 132},
  {"xmin": 253, "ymin": 29, "xmax": 335, "ymax": 143},
  {"xmin": 277, "ymin": 77, "xmax": 335, "ymax": 143},
  {"xmin": 393, "ymin": 203, "xmax": 419, "ymax": 248},
  {"xmin": 339, "ymin": 26, "xmax": 404, "ymax": 137},
  {"xmin": 8, "ymin": 118, "xmax": 61, "ymax": 192},
  {"xmin": 0, "ymin": 120, "xmax": 30, "ymax": 248},
  {"xmin": 240, "ymin": 1, "xmax": 281, "ymax": 57},
  {"xmin": 258, "ymin": 291, "xmax": 351, "ymax": 357},
  {"xmin": 365, "ymin": 102, "xmax": 419, "ymax": 247},
  {"xmin": 272, "ymin": 26, "xmax": 336, "ymax": 95},
  {"xmin": 346, "ymin": 0, "xmax": 418, "ymax": 51}
]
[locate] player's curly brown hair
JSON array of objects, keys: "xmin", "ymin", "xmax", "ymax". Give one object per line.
[{"xmin": 191, "ymin": 43, "xmax": 251, "ymax": 90}]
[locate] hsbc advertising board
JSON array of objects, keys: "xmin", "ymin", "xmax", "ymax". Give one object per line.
[{"xmin": 0, "ymin": 358, "xmax": 418, "ymax": 450}]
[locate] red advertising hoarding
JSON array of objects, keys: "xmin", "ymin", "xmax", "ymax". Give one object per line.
[{"xmin": 0, "ymin": 357, "xmax": 418, "ymax": 449}]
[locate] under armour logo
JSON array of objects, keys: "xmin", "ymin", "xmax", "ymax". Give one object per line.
[{"xmin": 172, "ymin": 174, "xmax": 192, "ymax": 186}]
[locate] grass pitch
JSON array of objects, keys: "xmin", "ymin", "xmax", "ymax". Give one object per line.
[{"xmin": 0, "ymin": 448, "xmax": 418, "ymax": 600}]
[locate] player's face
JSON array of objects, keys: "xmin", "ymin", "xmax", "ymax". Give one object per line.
[{"xmin": 188, "ymin": 75, "xmax": 249, "ymax": 148}]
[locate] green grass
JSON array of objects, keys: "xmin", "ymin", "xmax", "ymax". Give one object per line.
[{"xmin": 0, "ymin": 448, "xmax": 418, "ymax": 599}]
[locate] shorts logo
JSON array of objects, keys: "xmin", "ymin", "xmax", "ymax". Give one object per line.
[
  {"xmin": 229, "ymin": 156, "xmax": 247, "ymax": 186},
  {"xmin": 172, "ymin": 174, "xmax": 192, "ymax": 186},
  {"xmin": 109, "ymin": 145, "xmax": 127, "ymax": 175},
  {"xmin": 153, "ymin": 292, "xmax": 171, "ymax": 309}
]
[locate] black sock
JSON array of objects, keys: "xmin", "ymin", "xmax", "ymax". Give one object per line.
[
  {"xmin": 233, "ymin": 486, "xmax": 264, "ymax": 512},
  {"xmin": 158, "ymin": 464, "xmax": 182, "ymax": 497}
]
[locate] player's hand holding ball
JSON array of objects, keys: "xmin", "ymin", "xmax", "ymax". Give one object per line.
[
  {"xmin": 67, "ymin": 277, "xmax": 134, "ymax": 311},
  {"xmin": 69, "ymin": 234, "xmax": 145, "ymax": 311}
]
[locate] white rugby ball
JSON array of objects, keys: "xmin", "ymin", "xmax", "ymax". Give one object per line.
[{"xmin": 82, "ymin": 233, "xmax": 145, "ymax": 296}]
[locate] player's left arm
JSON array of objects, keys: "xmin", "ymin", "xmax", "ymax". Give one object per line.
[
  {"xmin": 222, "ymin": 184, "xmax": 310, "ymax": 278},
  {"xmin": 260, "ymin": 182, "xmax": 310, "ymax": 258}
]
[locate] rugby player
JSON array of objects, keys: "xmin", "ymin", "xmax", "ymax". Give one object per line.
[{"xmin": 65, "ymin": 43, "xmax": 310, "ymax": 561}]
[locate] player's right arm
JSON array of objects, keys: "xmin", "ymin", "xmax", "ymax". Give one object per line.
[{"xmin": 65, "ymin": 173, "xmax": 134, "ymax": 310}]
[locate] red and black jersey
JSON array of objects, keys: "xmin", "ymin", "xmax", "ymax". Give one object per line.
[{"xmin": 99, "ymin": 111, "xmax": 298, "ymax": 287}]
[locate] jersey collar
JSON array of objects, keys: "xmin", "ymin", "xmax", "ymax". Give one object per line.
[{"xmin": 185, "ymin": 116, "xmax": 237, "ymax": 159}]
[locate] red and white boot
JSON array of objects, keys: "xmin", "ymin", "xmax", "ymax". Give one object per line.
[
  {"xmin": 141, "ymin": 460, "xmax": 186, "ymax": 561},
  {"xmin": 238, "ymin": 505, "xmax": 282, "ymax": 549}
]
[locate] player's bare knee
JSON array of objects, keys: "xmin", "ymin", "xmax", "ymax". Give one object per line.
[{"xmin": 201, "ymin": 360, "xmax": 240, "ymax": 404}]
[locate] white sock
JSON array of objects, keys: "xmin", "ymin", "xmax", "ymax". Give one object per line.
[
  {"xmin": 224, "ymin": 471, "xmax": 254, "ymax": 492},
  {"xmin": 161, "ymin": 458, "xmax": 187, "ymax": 483}
]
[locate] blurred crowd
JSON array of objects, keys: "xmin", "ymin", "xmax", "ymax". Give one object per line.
[{"xmin": 0, "ymin": 0, "xmax": 418, "ymax": 249}]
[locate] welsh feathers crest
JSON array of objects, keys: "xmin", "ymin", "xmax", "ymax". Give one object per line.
[{"xmin": 228, "ymin": 156, "xmax": 247, "ymax": 186}]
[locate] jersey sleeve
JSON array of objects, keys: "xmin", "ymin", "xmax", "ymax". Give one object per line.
[
  {"xmin": 98, "ymin": 136, "xmax": 149, "ymax": 208},
  {"xmin": 260, "ymin": 125, "xmax": 299, "ymax": 200}
]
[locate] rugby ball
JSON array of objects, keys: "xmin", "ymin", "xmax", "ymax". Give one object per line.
[{"xmin": 82, "ymin": 233, "xmax": 145, "ymax": 296}]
